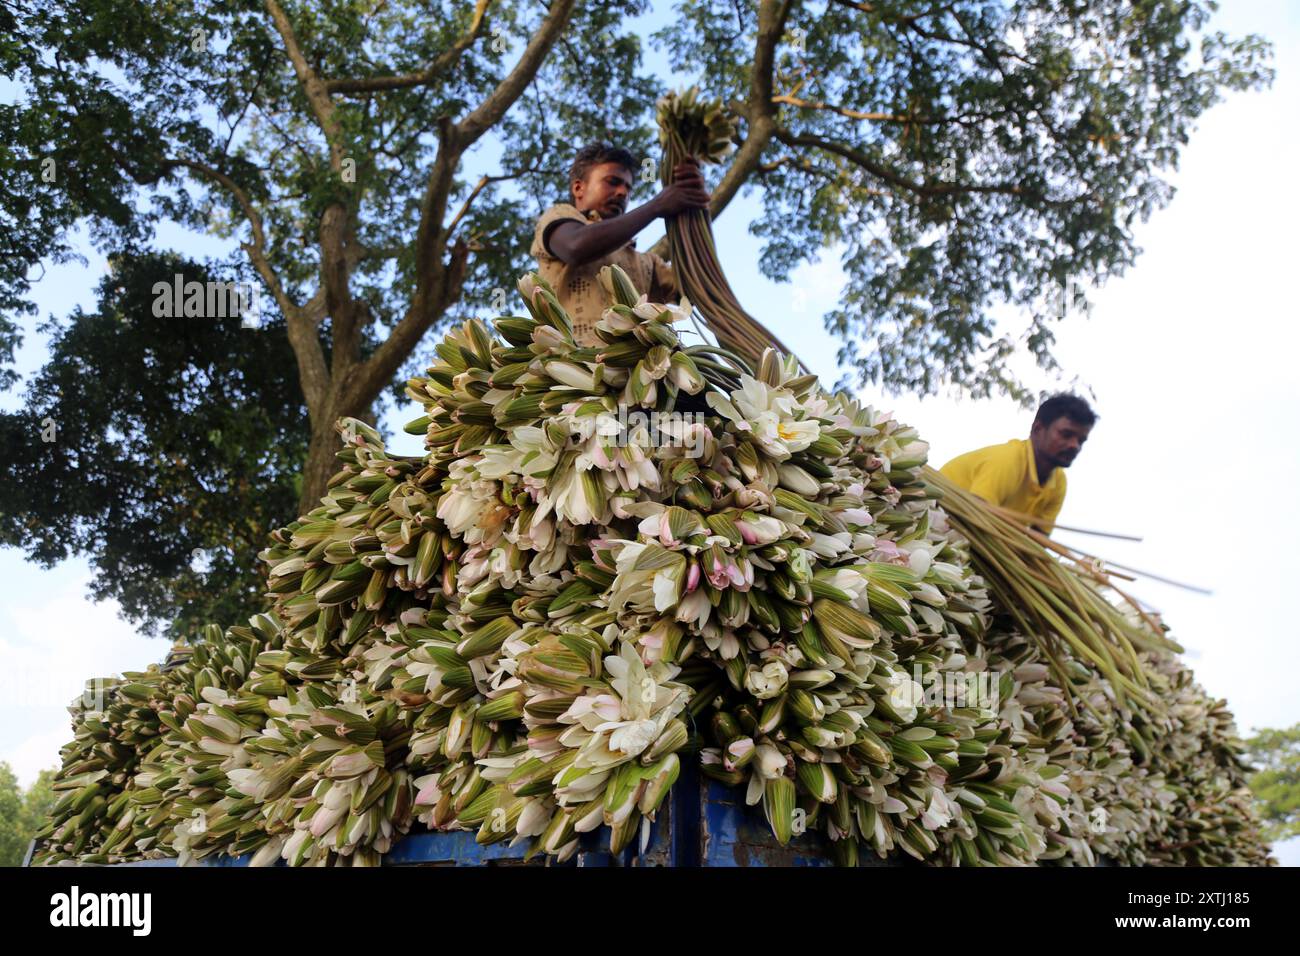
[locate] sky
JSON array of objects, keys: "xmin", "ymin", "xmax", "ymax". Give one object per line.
[{"xmin": 2, "ymin": 1, "xmax": 1297, "ymax": 863}]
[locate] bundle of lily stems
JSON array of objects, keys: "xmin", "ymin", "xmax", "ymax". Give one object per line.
[
  {"xmin": 28, "ymin": 90, "xmax": 1270, "ymax": 868},
  {"xmin": 657, "ymin": 89, "xmax": 807, "ymax": 370},
  {"xmin": 31, "ymin": 250, "xmax": 1271, "ymax": 867},
  {"xmin": 923, "ymin": 468, "xmax": 1181, "ymax": 717},
  {"xmin": 658, "ymin": 88, "xmax": 1177, "ymax": 717}
]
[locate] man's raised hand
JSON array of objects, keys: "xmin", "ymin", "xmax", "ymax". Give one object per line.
[{"xmin": 655, "ymin": 157, "xmax": 711, "ymax": 216}]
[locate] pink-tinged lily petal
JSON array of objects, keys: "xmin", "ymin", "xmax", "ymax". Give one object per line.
[
  {"xmin": 737, "ymin": 521, "xmax": 758, "ymax": 545},
  {"xmin": 414, "ymin": 780, "xmax": 441, "ymax": 807},
  {"xmin": 676, "ymin": 589, "xmax": 711, "ymax": 628},
  {"xmin": 660, "ymin": 511, "xmax": 676, "ymax": 547},
  {"xmin": 881, "ymin": 796, "xmax": 908, "ymax": 814},
  {"xmin": 707, "ymin": 554, "xmax": 730, "ymax": 589},
  {"xmin": 685, "ymin": 561, "xmax": 701, "ymax": 592}
]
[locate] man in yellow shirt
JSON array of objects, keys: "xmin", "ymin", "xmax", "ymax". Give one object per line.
[
  {"xmin": 531, "ymin": 142, "xmax": 710, "ymax": 345},
  {"xmin": 939, "ymin": 394, "xmax": 1097, "ymax": 533}
]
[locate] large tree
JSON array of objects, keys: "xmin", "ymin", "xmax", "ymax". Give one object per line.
[
  {"xmin": 2, "ymin": 0, "xmax": 1271, "ymax": 635},
  {"xmin": 647, "ymin": 0, "xmax": 1272, "ymax": 395},
  {"xmin": 3, "ymin": 0, "xmax": 658, "ymax": 634},
  {"xmin": 1244, "ymin": 723, "xmax": 1300, "ymax": 846},
  {"xmin": 3, "ymin": 0, "xmax": 657, "ymax": 516},
  {"xmin": 0, "ymin": 764, "xmax": 56, "ymax": 867},
  {"xmin": 0, "ymin": 252, "xmax": 309, "ymax": 638}
]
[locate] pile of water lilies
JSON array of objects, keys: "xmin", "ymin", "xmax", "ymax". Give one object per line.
[{"xmin": 31, "ymin": 267, "xmax": 1272, "ymax": 867}]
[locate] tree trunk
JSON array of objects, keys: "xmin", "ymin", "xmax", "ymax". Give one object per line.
[
  {"xmin": 293, "ymin": 403, "xmax": 377, "ymax": 520},
  {"xmin": 261, "ymin": 0, "xmax": 581, "ymax": 519}
]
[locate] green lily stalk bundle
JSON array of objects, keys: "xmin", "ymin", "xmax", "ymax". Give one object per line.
[
  {"xmin": 30, "ymin": 266, "xmax": 1272, "ymax": 867},
  {"xmin": 657, "ymin": 88, "xmax": 805, "ymax": 369},
  {"xmin": 924, "ymin": 469, "xmax": 1182, "ymax": 714}
]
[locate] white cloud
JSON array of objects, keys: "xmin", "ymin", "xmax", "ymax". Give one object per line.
[{"xmin": 0, "ymin": 568, "xmax": 166, "ymax": 787}]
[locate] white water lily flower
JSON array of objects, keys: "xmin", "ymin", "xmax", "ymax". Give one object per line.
[
  {"xmin": 886, "ymin": 671, "xmax": 925, "ymax": 723},
  {"xmin": 555, "ymin": 643, "xmax": 690, "ymax": 771},
  {"xmin": 744, "ymin": 661, "xmax": 788, "ymax": 699},
  {"xmin": 904, "ymin": 544, "xmax": 934, "ymax": 576},
  {"xmin": 755, "ymin": 744, "xmax": 786, "ymax": 779},
  {"xmin": 696, "ymin": 623, "xmax": 737, "ymax": 659},
  {"xmin": 676, "ymin": 588, "xmax": 712, "ymax": 630},
  {"xmin": 911, "ymin": 581, "xmax": 945, "ymax": 606},
  {"xmin": 515, "ymin": 798, "xmax": 553, "ymax": 838},
  {"xmin": 436, "ymin": 458, "xmax": 513, "ymax": 546},
  {"xmin": 546, "ymin": 361, "xmax": 598, "ymax": 391},
  {"xmin": 528, "ymin": 542, "xmax": 568, "ymax": 576},
  {"xmin": 746, "ymin": 743, "xmax": 789, "ymax": 805},
  {"xmin": 553, "ymin": 766, "xmax": 610, "ymax": 804},
  {"xmin": 707, "ymin": 374, "xmax": 820, "ymax": 459},
  {"xmin": 598, "ymin": 305, "xmax": 639, "ymax": 333},
  {"xmin": 839, "ymin": 507, "xmax": 874, "ymax": 527},
  {"xmin": 736, "ymin": 514, "xmax": 784, "ymax": 546},
  {"xmin": 481, "ymin": 425, "xmax": 560, "ymax": 479},
  {"xmin": 609, "ymin": 544, "xmax": 686, "ymax": 615},
  {"xmin": 881, "ymin": 796, "xmax": 909, "ymax": 815},
  {"xmin": 583, "ymin": 416, "xmax": 663, "ymax": 492},
  {"xmin": 777, "ymin": 463, "xmax": 821, "ymax": 497},
  {"xmin": 897, "ymin": 438, "xmax": 930, "ymax": 461},
  {"xmin": 631, "ymin": 293, "xmax": 692, "ymax": 325},
  {"xmin": 652, "ymin": 566, "xmax": 682, "ymax": 612},
  {"xmin": 931, "ymin": 561, "xmax": 966, "ymax": 585},
  {"xmin": 605, "ymin": 642, "xmax": 658, "ymax": 721},
  {"xmin": 808, "ymin": 531, "xmax": 852, "ymax": 559},
  {"xmin": 920, "ymin": 791, "xmax": 955, "ymax": 830},
  {"xmin": 605, "ymin": 718, "xmax": 660, "ymax": 755},
  {"xmin": 548, "ymin": 459, "xmax": 601, "ymax": 526},
  {"xmin": 612, "ymin": 540, "xmax": 647, "ymax": 573},
  {"xmin": 560, "ymin": 694, "xmax": 623, "ymax": 729},
  {"xmin": 821, "ymin": 567, "xmax": 869, "ymax": 602}
]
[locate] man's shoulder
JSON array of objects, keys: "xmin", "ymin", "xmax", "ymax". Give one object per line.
[
  {"xmin": 532, "ymin": 203, "xmax": 588, "ymax": 258},
  {"xmin": 538, "ymin": 201, "xmax": 584, "ymax": 220},
  {"xmin": 946, "ymin": 439, "xmax": 1025, "ymax": 469},
  {"xmin": 535, "ymin": 203, "xmax": 587, "ymax": 232}
]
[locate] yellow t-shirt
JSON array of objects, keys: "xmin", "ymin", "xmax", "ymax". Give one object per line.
[
  {"xmin": 939, "ymin": 438, "xmax": 1066, "ymax": 531},
  {"xmin": 530, "ymin": 202, "xmax": 678, "ymax": 346}
]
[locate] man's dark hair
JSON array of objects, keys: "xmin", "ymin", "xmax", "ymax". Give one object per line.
[
  {"xmin": 569, "ymin": 142, "xmax": 639, "ymax": 198},
  {"xmin": 1033, "ymin": 393, "xmax": 1097, "ymax": 429}
]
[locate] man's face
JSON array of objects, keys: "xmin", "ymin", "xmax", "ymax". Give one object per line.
[
  {"xmin": 1031, "ymin": 416, "xmax": 1093, "ymax": 470},
  {"xmin": 572, "ymin": 162, "xmax": 634, "ymax": 217}
]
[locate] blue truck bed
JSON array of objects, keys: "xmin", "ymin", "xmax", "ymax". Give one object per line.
[{"xmin": 62, "ymin": 762, "xmax": 907, "ymax": 867}]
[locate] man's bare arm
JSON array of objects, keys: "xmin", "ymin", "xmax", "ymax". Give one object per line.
[
  {"xmin": 547, "ymin": 161, "xmax": 709, "ymax": 266},
  {"xmin": 546, "ymin": 201, "xmax": 663, "ymax": 266}
]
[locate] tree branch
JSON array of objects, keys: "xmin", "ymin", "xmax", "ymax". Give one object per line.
[
  {"xmin": 446, "ymin": 162, "xmax": 545, "ymax": 239},
  {"xmin": 263, "ymin": 0, "xmax": 345, "ymax": 172},
  {"xmin": 161, "ymin": 157, "xmax": 331, "ymax": 413},
  {"xmin": 264, "ymin": 0, "xmax": 372, "ymax": 414},
  {"xmin": 340, "ymin": 0, "xmax": 577, "ymax": 414},
  {"xmin": 773, "ymin": 128, "xmax": 1026, "ymax": 198},
  {"xmin": 326, "ymin": 0, "xmax": 493, "ymax": 94},
  {"xmin": 455, "ymin": 0, "xmax": 578, "ymax": 145},
  {"xmin": 772, "ymin": 94, "xmax": 912, "ymax": 123}
]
